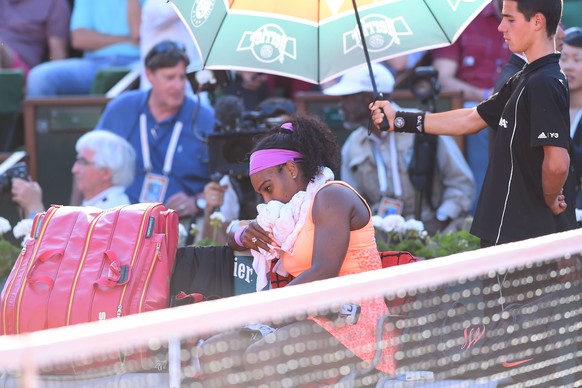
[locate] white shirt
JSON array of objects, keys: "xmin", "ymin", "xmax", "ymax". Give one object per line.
[{"xmin": 82, "ymin": 186, "xmax": 130, "ymax": 210}]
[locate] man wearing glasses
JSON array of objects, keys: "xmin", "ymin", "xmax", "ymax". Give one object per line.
[
  {"xmin": 94, "ymin": 40, "xmax": 215, "ymax": 220},
  {"xmin": 11, "ymin": 131, "xmax": 136, "ymax": 217}
]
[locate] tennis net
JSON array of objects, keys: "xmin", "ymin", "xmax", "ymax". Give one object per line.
[{"xmin": 0, "ymin": 228, "xmax": 581, "ymax": 387}]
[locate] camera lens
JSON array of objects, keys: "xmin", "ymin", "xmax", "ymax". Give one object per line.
[{"xmin": 411, "ymin": 77, "xmax": 435, "ymax": 101}]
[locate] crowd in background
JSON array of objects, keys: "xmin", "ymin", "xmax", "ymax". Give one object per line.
[{"xmin": 1, "ymin": 0, "xmax": 582, "ymax": 244}]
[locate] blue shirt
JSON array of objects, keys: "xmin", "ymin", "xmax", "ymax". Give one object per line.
[
  {"xmin": 96, "ymin": 90, "xmax": 215, "ymax": 203},
  {"xmin": 70, "ymin": 0, "xmax": 146, "ymax": 58}
]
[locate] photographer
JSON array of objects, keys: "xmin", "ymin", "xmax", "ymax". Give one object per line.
[{"xmin": 324, "ymin": 64, "xmax": 475, "ymax": 235}]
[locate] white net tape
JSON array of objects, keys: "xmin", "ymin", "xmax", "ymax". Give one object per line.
[{"xmin": 1, "ymin": 228, "xmax": 581, "ymax": 387}]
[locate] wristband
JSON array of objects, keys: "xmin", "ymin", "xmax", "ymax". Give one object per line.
[
  {"xmin": 234, "ymin": 225, "xmax": 248, "ymax": 247},
  {"xmin": 393, "ymin": 111, "xmax": 425, "ymax": 134}
]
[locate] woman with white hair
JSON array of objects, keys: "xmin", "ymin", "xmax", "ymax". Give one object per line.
[
  {"xmin": 11, "ymin": 130, "xmax": 136, "ymax": 216},
  {"xmin": 73, "ymin": 130, "xmax": 136, "ymax": 208}
]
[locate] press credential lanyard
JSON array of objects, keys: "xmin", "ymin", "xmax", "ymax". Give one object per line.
[
  {"xmin": 371, "ymin": 132, "xmax": 402, "ymax": 197},
  {"xmin": 139, "ymin": 113, "xmax": 183, "ymax": 175}
]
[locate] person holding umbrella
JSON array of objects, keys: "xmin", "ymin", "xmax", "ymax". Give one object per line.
[
  {"xmin": 371, "ymin": 0, "xmax": 575, "ymax": 248},
  {"xmin": 371, "ymin": 0, "xmax": 577, "ymax": 338},
  {"xmin": 431, "ymin": 1, "xmax": 511, "ymax": 214}
]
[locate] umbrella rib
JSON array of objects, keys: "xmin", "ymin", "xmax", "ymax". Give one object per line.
[
  {"xmin": 203, "ymin": 2, "xmax": 233, "ymax": 68},
  {"xmin": 317, "ymin": 0, "xmax": 321, "ymax": 82},
  {"xmin": 423, "ymin": 0, "xmax": 452, "ymax": 43}
]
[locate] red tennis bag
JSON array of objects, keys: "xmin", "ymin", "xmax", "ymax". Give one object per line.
[{"xmin": 0, "ymin": 202, "xmax": 178, "ymax": 336}]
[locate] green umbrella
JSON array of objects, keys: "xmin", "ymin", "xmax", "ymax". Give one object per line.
[{"xmin": 170, "ymin": 0, "xmax": 491, "ymax": 85}]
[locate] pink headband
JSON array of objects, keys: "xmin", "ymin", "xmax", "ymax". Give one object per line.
[{"xmin": 249, "ymin": 149, "xmax": 303, "ymax": 175}]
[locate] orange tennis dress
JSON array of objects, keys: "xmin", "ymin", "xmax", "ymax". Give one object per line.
[{"xmin": 281, "ymin": 181, "xmax": 397, "ymax": 374}]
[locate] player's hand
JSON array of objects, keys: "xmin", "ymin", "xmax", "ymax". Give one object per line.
[{"xmin": 243, "ymin": 220, "xmax": 280, "ymax": 253}]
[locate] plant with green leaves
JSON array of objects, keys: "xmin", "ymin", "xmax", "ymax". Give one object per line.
[
  {"xmin": 373, "ymin": 214, "xmax": 479, "ymax": 259},
  {"xmin": 0, "ymin": 217, "xmax": 33, "ymax": 281},
  {"xmin": 191, "ymin": 212, "xmax": 226, "ymax": 247}
]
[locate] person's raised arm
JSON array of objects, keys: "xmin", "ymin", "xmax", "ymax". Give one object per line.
[
  {"xmin": 369, "ymin": 100, "xmax": 487, "ymax": 137},
  {"xmin": 542, "ymin": 145, "xmax": 570, "ymax": 215}
]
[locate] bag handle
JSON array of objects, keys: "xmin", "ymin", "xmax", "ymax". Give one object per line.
[
  {"xmin": 27, "ymin": 249, "xmax": 65, "ymax": 288},
  {"xmin": 94, "ymin": 250, "xmax": 130, "ymax": 288}
]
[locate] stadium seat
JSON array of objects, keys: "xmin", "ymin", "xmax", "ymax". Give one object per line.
[
  {"xmin": 0, "ymin": 69, "xmax": 24, "ymax": 152},
  {"xmin": 90, "ymin": 67, "xmax": 132, "ymax": 95}
]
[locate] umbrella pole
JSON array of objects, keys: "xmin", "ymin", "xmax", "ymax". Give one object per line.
[{"xmin": 351, "ymin": 0, "xmax": 390, "ymax": 131}]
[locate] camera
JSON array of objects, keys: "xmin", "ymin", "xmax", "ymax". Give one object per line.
[
  {"xmin": 209, "ymin": 96, "xmax": 296, "ymax": 177},
  {"xmin": 410, "ymin": 66, "xmax": 441, "ymax": 113},
  {"xmin": 0, "ymin": 162, "xmax": 29, "ymax": 195},
  {"xmin": 207, "ymin": 129, "xmax": 265, "ymax": 176}
]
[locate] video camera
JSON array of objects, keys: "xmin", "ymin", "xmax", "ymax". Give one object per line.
[
  {"xmin": 0, "ymin": 152, "xmax": 30, "ymax": 197},
  {"xmin": 208, "ymin": 96, "xmax": 296, "ymax": 177},
  {"xmin": 0, "ymin": 162, "xmax": 29, "ymax": 196},
  {"xmin": 410, "ymin": 66, "xmax": 441, "ymax": 114},
  {"xmin": 207, "ymin": 110, "xmax": 269, "ymax": 177}
]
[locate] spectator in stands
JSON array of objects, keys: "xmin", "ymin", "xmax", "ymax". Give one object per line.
[
  {"xmin": 0, "ymin": 0, "xmax": 71, "ymax": 78},
  {"xmin": 200, "ymin": 115, "xmax": 397, "ymax": 386},
  {"xmin": 560, "ymin": 28, "xmax": 582, "ymax": 207},
  {"xmin": 95, "ymin": 40, "xmax": 215, "ymax": 220},
  {"xmin": 384, "ymin": 51, "xmax": 428, "ymax": 83},
  {"xmin": 431, "ymin": 1, "xmax": 511, "ymax": 214},
  {"xmin": 11, "ymin": 130, "xmax": 135, "ymax": 216},
  {"xmin": 264, "ymin": 74, "xmax": 315, "ymax": 100},
  {"xmin": 324, "ymin": 63, "xmax": 475, "ymax": 235},
  {"xmin": 138, "ymin": 0, "xmax": 201, "ymax": 91},
  {"xmin": 26, "ymin": 0, "xmax": 144, "ymax": 97}
]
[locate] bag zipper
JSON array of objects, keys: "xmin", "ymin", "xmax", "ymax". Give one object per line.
[
  {"xmin": 66, "ymin": 212, "xmax": 107, "ymax": 326},
  {"xmin": 116, "ymin": 203, "xmax": 158, "ymax": 317}
]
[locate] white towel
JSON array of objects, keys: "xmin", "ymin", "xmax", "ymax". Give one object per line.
[{"xmin": 251, "ymin": 167, "xmax": 334, "ymax": 291}]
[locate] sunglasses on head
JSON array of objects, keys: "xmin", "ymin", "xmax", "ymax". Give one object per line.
[
  {"xmin": 145, "ymin": 41, "xmax": 188, "ymax": 68},
  {"xmin": 150, "ymin": 41, "xmax": 186, "ymax": 55}
]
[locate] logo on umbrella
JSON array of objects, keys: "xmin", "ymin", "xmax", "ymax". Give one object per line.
[
  {"xmin": 344, "ymin": 14, "xmax": 412, "ymax": 55},
  {"xmin": 237, "ymin": 24, "xmax": 297, "ymax": 64},
  {"xmin": 190, "ymin": 0, "xmax": 215, "ymax": 28}
]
